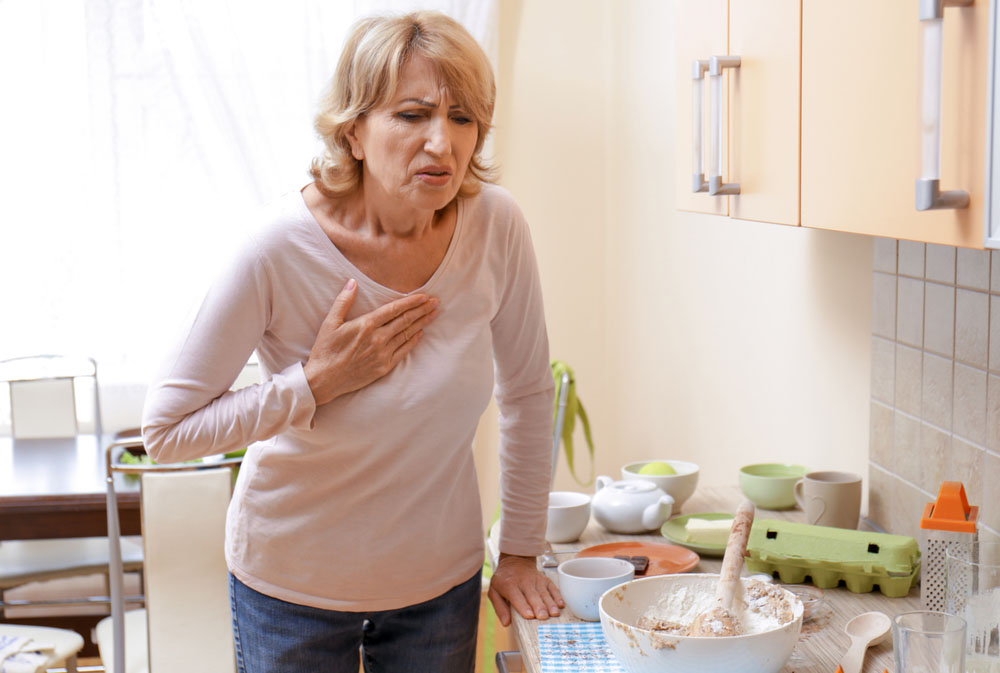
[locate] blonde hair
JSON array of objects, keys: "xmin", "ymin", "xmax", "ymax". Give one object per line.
[{"xmin": 310, "ymin": 11, "xmax": 496, "ymax": 199}]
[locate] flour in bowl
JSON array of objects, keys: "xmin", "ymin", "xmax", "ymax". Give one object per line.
[{"xmin": 636, "ymin": 579, "xmax": 797, "ymax": 636}]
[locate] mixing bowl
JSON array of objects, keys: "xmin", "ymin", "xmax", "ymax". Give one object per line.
[
  {"xmin": 599, "ymin": 573, "xmax": 803, "ymax": 673},
  {"xmin": 621, "ymin": 460, "xmax": 699, "ymax": 508}
]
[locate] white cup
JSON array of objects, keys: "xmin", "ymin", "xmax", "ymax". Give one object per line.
[
  {"xmin": 557, "ymin": 557, "xmax": 635, "ymax": 621},
  {"xmin": 546, "ymin": 491, "xmax": 592, "ymax": 543}
]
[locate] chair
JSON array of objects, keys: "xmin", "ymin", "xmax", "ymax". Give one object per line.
[
  {"xmin": 0, "ymin": 356, "xmax": 143, "ymax": 630},
  {"xmin": 96, "ymin": 437, "xmax": 240, "ymax": 673}
]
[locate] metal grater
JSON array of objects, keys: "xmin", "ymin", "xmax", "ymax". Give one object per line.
[{"xmin": 919, "ymin": 482, "xmax": 978, "ymax": 611}]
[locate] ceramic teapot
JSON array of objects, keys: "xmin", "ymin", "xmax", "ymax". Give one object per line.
[{"xmin": 591, "ymin": 476, "xmax": 675, "ymax": 533}]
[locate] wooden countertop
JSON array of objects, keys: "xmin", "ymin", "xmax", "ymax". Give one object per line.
[{"xmin": 505, "ymin": 485, "xmax": 919, "ymax": 673}]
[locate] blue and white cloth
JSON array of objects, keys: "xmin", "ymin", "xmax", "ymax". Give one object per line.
[
  {"xmin": 0, "ymin": 635, "xmax": 51, "ymax": 673},
  {"xmin": 538, "ymin": 623, "xmax": 626, "ymax": 673}
]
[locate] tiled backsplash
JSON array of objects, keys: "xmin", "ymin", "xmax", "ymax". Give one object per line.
[{"xmin": 869, "ymin": 239, "xmax": 999, "ymax": 546}]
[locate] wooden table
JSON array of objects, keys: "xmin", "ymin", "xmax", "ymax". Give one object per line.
[
  {"xmin": 0, "ymin": 434, "xmax": 140, "ymax": 541},
  {"xmin": 505, "ymin": 485, "xmax": 920, "ymax": 673}
]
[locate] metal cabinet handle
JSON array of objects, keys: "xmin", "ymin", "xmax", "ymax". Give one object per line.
[
  {"xmin": 916, "ymin": 0, "xmax": 972, "ymax": 211},
  {"xmin": 692, "ymin": 59, "xmax": 710, "ymax": 192},
  {"xmin": 708, "ymin": 55, "xmax": 742, "ymax": 196}
]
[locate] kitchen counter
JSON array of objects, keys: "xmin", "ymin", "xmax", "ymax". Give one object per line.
[{"xmin": 499, "ymin": 485, "xmax": 921, "ymax": 673}]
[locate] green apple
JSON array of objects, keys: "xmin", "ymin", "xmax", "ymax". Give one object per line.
[{"xmin": 638, "ymin": 461, "xmax": 676, "ymax": 476}]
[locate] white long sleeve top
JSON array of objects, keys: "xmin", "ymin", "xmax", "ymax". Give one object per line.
[{"xmin": 141, "ymin": 183, "xmax": 554, "ymax": 611}]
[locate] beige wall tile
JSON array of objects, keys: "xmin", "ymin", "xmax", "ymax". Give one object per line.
[
  {"xmin": 955, "ymin": 289, "xmax": 989, "ymax": 368},
  {"xmin": 989, "ymin": 375, "xmax": 1000, "ymax": 455},
  {"xmin": 982, "ymin": 450, "xmax": 1000, "ymax": 532},
  {"xmin": 871, "ymin": 337, "xmax": 895, "ymax": 404},
  {"xmin": 893, "ymin": 411, "xmax": 921, "ymax": 476},
  {"xmin": 949, "ymin": 437, "xmax": 983, "ymax": 512},
  {"xmin": 895, "ymin": 345, "xmax": 923, "ymax": 416},
  {"xmin": 870, "ymin": 401, "xmax": 893, "ymax": 468},
  {"xmin": 873, "ymin": 272, "xmax": 897, "ymax": 340},
  {"xmin": 867, "ymin": 464, "xmax": 892, "ymax": 532},
  {"xmin": 927, "ymin": 244, "xmax": 956, "ymax": 285},
  {"xmin": 991, "ymin": 296, "xmax": 1000, "ymax": 373},
  {"xmin": 897, "ymin": 278, "xmax": 925, "ymax": 348},
  {"xmin": 957, "ymin": 248, "xmax": 990, "ymax": 290},
  {"xmin": 954, "ymin": 364, "xmax": 988, "ymax": 446},
  {"xmin": 921, "ymin": 353, "xmax": 953, "ymax": 430},
  {"xmin": 899, "ymin": 241, "xmax": 926, "ymax": 278},
  {"xmin": 924, "ymin": 282, "xmax": 955, "ymax": 358},
  {"xmin": 891, "ymin": 476, "xmax": 932, "ymax": 539},
  {"xmin": 873, "ymin": 238, "xmax": 897, "ymax": 275},
  {"xmin": 918, "ymin": 423, "xmax": 950, "ymax": 494},
  {"xmin": 992, "ymin": 250, "xmax": 1000, "ymax": 293}
]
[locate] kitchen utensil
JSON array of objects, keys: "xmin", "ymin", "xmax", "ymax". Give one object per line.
[
  {"xmin": 793, "ymin": 471, "xmax": 862, "ymax": 529},
  {"xmin": 919, "ymin": 481, "xmax": 978, "ymax": 611},
  {"xmin": 738, "ymin": 464, "xmax": 807, "ymax": 510},
  {"xmin": 661, "ymin": 512, "xmax": 734, "ymax": 556},
  {"xmin": 557, "ymin": 556, "xmax": 634, "ymax": 622},
  {"xmin": 546, "ymin": 491, "xmax": 591, "ymax": 543},
  {"xmin": 689, "ymin": 499, "xmax": 755, "ymax": 637},
  {"xmin": 892, "ymin": 611, "xmax": 967, "ymax": 673},
  {"xmin": 540, "ymin": 547, "xmax": 582, "ymax": 568},
  {"xmin": 599, "ymin": 573, "xmax": 803, "ymax": 673},
  {"xmin": 745, "ymin": 519, "xmax": 920, "ymax": 597},
  {"xmin": 591, "ymin": 476, "xmax": 674, "ymax": 533},
  {"xmin": 945, "ymin": 541, "xmax": 1000, "ymax": 671},
  {"xmin": 621, "ymin": 460, "xmax": 700, "ymax": 509},
  {"xmin": 785, "ymin": 585, "xmax": 825, "ymax": 622},
  {"xmin": 839, "ymin": 611, "xmax": 891, "ymax": 673},
  {"xmin": 578, "ymin": 540, "xmax": 699, "ymax": 576}
]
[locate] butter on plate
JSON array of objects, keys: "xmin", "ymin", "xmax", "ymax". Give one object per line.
[{"xmin": 682, "ymin": 518, "xmax": 733, "ymax": 546}]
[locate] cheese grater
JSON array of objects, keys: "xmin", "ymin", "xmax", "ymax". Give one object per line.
[{"xmin": 919, "ymin": 481, "xmax": 978, "ymax": 611}]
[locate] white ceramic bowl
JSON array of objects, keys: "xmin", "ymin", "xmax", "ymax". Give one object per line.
[
  {"xmin": 621, "ymin": 460, "xmax": 700, "ymax": 508},
  {"xmin": 599, "ymin": 573, "xmax": 803, "ymax": 673},
  {"xmin": 546, "ymin": 491, "xmax": 592, "ymax": 543}
]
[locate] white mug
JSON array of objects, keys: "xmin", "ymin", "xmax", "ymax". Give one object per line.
[
  {"xmin": 794, "ymin": 471, "xmax": 862, "ymax": 529},
  {"xmin": 557, "ymin": 557, "xmax": 635, "ymax": 621}
]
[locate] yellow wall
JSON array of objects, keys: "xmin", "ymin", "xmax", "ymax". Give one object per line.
[{"xmin": 475, "ymin": 0, "xmax": 875, "ymax": 527}]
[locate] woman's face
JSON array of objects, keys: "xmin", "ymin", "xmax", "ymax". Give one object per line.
[{"xmin": 349, "ymin": 55, "xmax": 479, "ymax": 214}]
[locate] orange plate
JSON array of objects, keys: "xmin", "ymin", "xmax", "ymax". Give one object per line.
[{"xmin": 577, "ymin": 541, "xmax": 699, "ymax": 575}]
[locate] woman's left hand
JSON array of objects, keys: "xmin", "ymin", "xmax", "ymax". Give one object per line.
[{"xmin": 487, "ymin": 553, "xmax": 564, "ymax": 626}]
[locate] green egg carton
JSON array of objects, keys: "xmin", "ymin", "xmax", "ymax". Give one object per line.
[{"xmin": 745, "ymin": 519, "xmax": 920, "ymax": 598}]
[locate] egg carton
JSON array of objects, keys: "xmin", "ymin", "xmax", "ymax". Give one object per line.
[{"xmin": 745, "ymin": 519, "xmax": 920, "ymax": 598}]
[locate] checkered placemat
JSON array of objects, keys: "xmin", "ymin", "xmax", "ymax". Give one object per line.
[{"xmin": 537, "ymin": 623, "xmax": 626, "ymax": 673}]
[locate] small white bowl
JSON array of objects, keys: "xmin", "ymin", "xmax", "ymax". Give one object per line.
[
  {"xmin": 558, "ymin": 557, "xmax": 634, "ymax": 622},
  {"xmin": 621, "ymin": 460, "xmax": 699, "ymax": 508},
  {"xmin": 546, "ymin": 491, "xmax": 592, "ymax": 543},
  {"xmin": 599, "ymin": 573, "xmax": 802, "ymax": 673}
]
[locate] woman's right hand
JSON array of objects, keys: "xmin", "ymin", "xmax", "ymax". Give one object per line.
[{"xmin": 303, "ymin": 278, "xmax": 440, "ymax": 406}]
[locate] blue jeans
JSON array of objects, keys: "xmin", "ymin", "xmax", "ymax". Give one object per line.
[{"xmin": 229, "ymin": 571, "xmax": 481, "ymax": 673}]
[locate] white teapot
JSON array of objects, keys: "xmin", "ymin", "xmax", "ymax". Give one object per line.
[{"xmin": 591, "ymin": 476, "xmax": 674, "ymax": 534}]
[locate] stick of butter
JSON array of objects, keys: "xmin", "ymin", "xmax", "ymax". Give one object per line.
[{"xmin": 683, "ymin": 518, "xmax": 733, "ymax": 546}]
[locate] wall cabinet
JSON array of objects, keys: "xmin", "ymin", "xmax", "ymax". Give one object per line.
[
  {"xmin": 675, "ymin": 0, "xmax": 800, "ymax": 226},
  {"xmin": 677, "ymin": 0, "xmax": 993, "ymax": 249}
]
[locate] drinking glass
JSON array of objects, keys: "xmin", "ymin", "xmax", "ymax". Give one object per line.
[
  {"xmin": 946, "ymin": 541, "xmax": 1000, "ymax": 673},
  {"xmin": 892, "ymin": 611, "xmax": 966, "ymax": 673}
]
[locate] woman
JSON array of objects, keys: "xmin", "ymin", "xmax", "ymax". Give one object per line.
[{"xmin": 142, "ymin": 10, "xmax": 562, "ymax": 673}]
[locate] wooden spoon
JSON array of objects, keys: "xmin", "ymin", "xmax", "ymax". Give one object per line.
[
  {"xmin": 688, "ymin": 499, "xmax": 756, "ymax": 637},
  {"xmin": 839, "ymin": 611, "xmax": 891, "ymax": 673}
]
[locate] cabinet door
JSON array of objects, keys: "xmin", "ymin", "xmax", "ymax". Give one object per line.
[
  {"xmin": 801, "ymin": 0, "xmax": 990, "ymax": 248},
  {"xmin": 675, "ymin": 0, "xmax": 728, "ymax": 216},
  {"xmin": 728, "ymin": 0, "xmax": 801, "ymax": 226}
]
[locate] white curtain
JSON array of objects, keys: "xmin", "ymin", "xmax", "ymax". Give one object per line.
[{"xmin": 0, "ymin": 0, "xmax": 497, "ymax": 431}]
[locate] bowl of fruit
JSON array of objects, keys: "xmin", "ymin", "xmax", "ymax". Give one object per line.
[{"xmin": 621, "ymin": 460, "xmax": 699, "ymax": 508}]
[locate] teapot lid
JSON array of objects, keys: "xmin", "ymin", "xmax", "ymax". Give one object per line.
[{"xmin": 610, "ymin": 480, "xmax": 657, "ymax": 494}]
